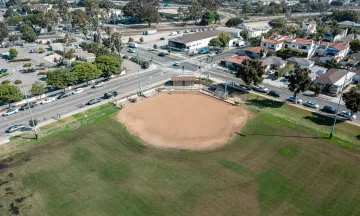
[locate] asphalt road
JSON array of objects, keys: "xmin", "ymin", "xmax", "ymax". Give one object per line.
[{"xmin": 0, "ymin": 69, "xmax": 172, "ymax": 134}]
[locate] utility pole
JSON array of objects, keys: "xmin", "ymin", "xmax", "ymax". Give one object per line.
[
  {"xmin": 329, "ymin": 72, "xmax": 348, "ymax": 139},
  {"xmin": 136, "ymin": 50, "xmax": 141, "ymax": 95}
]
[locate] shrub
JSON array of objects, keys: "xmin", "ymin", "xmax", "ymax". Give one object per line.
[
  {"xmin": 139, "ymin": 37, "xmax": 144, "ymax": 43},
  {"xmin": 128, "ymin": 37, "xmax": 134, "ymax": 42},
  {"xmin": 39, "ymin": 62, "xmax": 46, "ymax": 66},
  {"xmin": 38, "ymin": 47, "xmax": 45, "ymax": 53},
  {"xmin": 1, "ymin": 80, "xmax": 10, "ymax": 84},
  {"xmin": 46, "ymin": 52, "xmax": 53, "ymax": 56},
  {"xmin": 8, "ymin": 58, "xmax": 31, "ymax": 62},
  {"xmin": 23, "ymin": 63, "xmax": 32, "ymax": 67},
  {"xmin": 37, "ymin": 71, "xmax": 46, "ymax": 75},
  {"xmin": 8, "ymin": 35, "xmax": 19, "ymax": 42},
  {"xmin": 123, "ymin": 55, "xmax": 129, "ymax": 59},
  {"xmin": 14, "ymin": 80, "xmax": 22, "ymax": 85},
  {"xmin": 278, "ymin": 64, "xmax": 294, "ymax": 77},
  {"xmin": 153, "ymin": 44, "xmax": 158, "ymax": 49},
  {"xmin": 0, "ymin": 72, "xmax": 9, "ymax": 77},
  {"xmin": 141, "ymin": 61, "xmax": 150, "ymax": 69}
]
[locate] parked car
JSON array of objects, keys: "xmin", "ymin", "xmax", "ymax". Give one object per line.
[
  {"xmin": 40, "ymin": 97, "xmax": 55, "ymax": 104},
  {"xmin": 268, "ymin": 90, "xmax": 280, "ymax": 97},
  {"xmin": 29, "ymin": 49, "xmax": 37, "ymax": 53},
  {"xmin": 104, "ymin": 91, "xmax": 118, "ymax": 99},
  {"xmin": 173, "ymin": 62, "xmax": 180, "ymax": 66},
  {"xmin": 215, "ymin": 50, "xmax": 223, "ymax": 54},
  {"xmin": 72, "ymin": 88, "xmax": 84, "ymax": 95},
  {"xmin": 208, "ymin": 52, "xmax": 216, "ymax": 57},
  {"xmin": 303, "ymin": 101, "xmax": 320, "ymax": 109},
  {"xmin": 128, "ymin": 48, "xmax": 136, "ymax": 53},
  {"xmin": 160, "ymin": 37, "xmax": 165, "ymax": 40},
  {"xmin": 322, "ymin": 106, "xmax": 336, "ymax": 114},
  {"xmin": 158, "ymin": 52, "xmax": 168, "ymax": 57},
  {"xmin": 288, "ymin": 96, "xmax": 303, "ymax": 104},
  {"xmin": 86, "ymin": 98, "xmax": 101, "ymax": 105},
  {"xmin": 92, "ymin": 82, "xmax": 104, "ymax": 88},
  {"xmin": 0, "ymin": 68, "xmax": 8, "ymax": 74},
  {"xmin": 253, "ymin": 85, "xmax": 269, "ymax": 93},
  {"xmin": 6, "ymin": 124, "xmax": 26, "ymax": 133},
  {"xmin": 2, "ymin": 109, "xmax": 18, "ymax": 116},
  {"xmin": 338, "ymin": 111, "xmax": 357, "ymax": 120},
  {"xmin": 20, "ymin": 102, "xmax": 37, "ymax": 110},
  {"xmin": 57, "ymin": 93, "xmax": 70, "ymax": 99}
]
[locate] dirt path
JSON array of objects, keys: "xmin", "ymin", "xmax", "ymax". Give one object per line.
[{"xmin": 117, "ymin": 93, "xmax": 250, "ymax": 151}]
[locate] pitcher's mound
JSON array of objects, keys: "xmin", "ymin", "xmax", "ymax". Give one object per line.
[{"xmin": 117, "ymin": 93, "xmax": 250, "ymax": 150}]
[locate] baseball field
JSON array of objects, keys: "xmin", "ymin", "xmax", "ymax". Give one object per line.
[{"xmin": 1, "ymin": 93, "xmax": 360, "ymax": 216}]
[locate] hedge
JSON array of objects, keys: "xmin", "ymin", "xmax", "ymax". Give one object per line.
[{"xmin": 8, "ymin": 58, "xmax": 32, "ymax": 62}]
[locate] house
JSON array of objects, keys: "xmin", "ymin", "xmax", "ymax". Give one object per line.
[
  {"xmin": 314, "ymin": 69, "xmax": 356, "ymax": 94},
  {"xmin": 338, "ymin": 33, "xmax": 360, "ymax": 43},
  {"xmin": 236, "ymin": 24, "xmax": 271, "ymax": 39},
  {"xmin": 354, "ymin": 70, "xmax": 360, "ymax": 82},
  {"xmin": 317, "ymin": 41, "xmax": 350, "ymax": 62},
  {"xmin": 322, "ymin": 28, "xmax": 348, "ymax": 43},
  {"xmin": 171, "ymin": 76, "xmax": 196, "ymax": 86},
  {"xmin": 28, "ymin": 4, "xmax": 53, "ymax": 11},
  {"xmin": 224, "ymin": 56, "xmax": 251, "ymax": 71},
  {"xmin": 260, "ymin": 56, "xmax": 287, "ymax": 71},
  {"xmin": 261, "ymin": 34, "xmax": 316, "ymax": 58},
  {"xmin": 301, "ymin": 22, "xmax": 316, "ymax": 34},
  {"xmin": 309, "ymin": 65, "xmax": 328, "ymax": 80},
  {"xmin": 239, "ymin": 46, "xmax": 267, "ymax": 59},
  {"xmin": 286, "ymin": 57, "xmax": 315, "ymax": 68}
]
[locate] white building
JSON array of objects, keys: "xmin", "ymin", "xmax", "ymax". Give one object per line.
[
  {"xmin": 317, "ymin": 41, "xmax": 350, "ymax": 62},
  {"xmin": 237, "ymin": 24, "xmax": 271, "ymax": 39},
  {"xmin": 168, "ymin": 30, "xmax": 237, "ymax": 52},
  {"xmin": 286, "ymin": 0, "xmax": 300, "ymax": 6},
  {"xmin": 338, "ymin": 20, "xmax": 360, "ymax": 28},
  {"xmin": 314, "ymin": 69, "xmax": 356, "ymax": 94},
  {"xmin": 301, "ymin": 22, "xmax": 316, "ymax": 34}
]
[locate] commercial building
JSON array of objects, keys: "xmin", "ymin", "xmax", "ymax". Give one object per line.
[{"xmin": 168, "ymin": 30, "xmax": 237, "ymax": 52}]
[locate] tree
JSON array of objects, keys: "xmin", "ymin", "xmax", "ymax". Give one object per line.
[
  {"xmin": 0, "ymin": 84, "xmax": 24, "ymax": 108},
  {"xmin": 153, "ymin": 44, "xmax": 158, "ymax": 49},
  {"xmin": 218, "ymin": 32, "xmax": 232, "ymax": 49},
  {"xmin": 6, "ymin": 15, "xmax": 22, "ymax": 26},
  {"xmin": 313, "ymin": 84, "xmax": 321, "ymax": 96},
  {"xmin": 342, "ymin": 87, "xmax": 360, "ymax": 116},
  {"xmin": 288, "ymin": 67, "xmax": 312, "ymax": 102},
  {"xmin": 94, "ymin": 56, "xmax": 121, "ymax": 77},
  {"xmin": 82, "ymin": 26, "xmax": 89, "ymax": 42},
  {"xmin": 63, "ymin": 49, "xmax": 75, "ymax": 62},
  {"xmin": 46, "ymin": 68, "xmax": 77, "ymax": 89},
  {"xmin": 29, "ymin": 119, "xmax": 39, "ymax": 128},
  {"xmin": 240, "ymin": 29, "xmax": 248, "ymax": 40},
  {"xmin": 5, "ymin": 0, "xmax": 21, "ymax": 8},
  {"xmin": 236, "ymin": 59, "xmax": 265, "ymax": 86},
  {"xmin": 269, "ymin": 18, "xmax": 286, "ymax": 28},
  {"xmin": 3, "ymin": 8, "xmax": 16, "ymax": 18},
  {"xmin": 8, "ymin": 35, "xmax": 18, "ymax": 42},
  {"xmin": 9, "ymin": 48, "xmax": 18, "ymax": 58},
  {"xmin": 208, "ymin": 37, "xmax": 222, "ymax": 49},
  {"xmin": 139, "ymin": 36, "xmax": 144, "ymax": 43},
  {"xmin": 333, "ymin": 10, "xmax": 360, "ymax": 22},
  {"xmin": 225, "ymin": 18, "xmax": 243, "ymax": 28},
  {"xmin": 350, "ymin": 39, "xmax": 360, "ymax": 52},
  {"xmin": 185, "ymin": 1, "xmax": 202, "ymax": 23},
  {"xmin": 123, "ymin": 0, "xmax": 160, "ymax": 27},
  {"xmin": 0, "ymin": 22, "xmax": 8, "ymax": 43},
  {"xmin": 267, "ymin": 2, "xmax": 282, "ymax": 15},
  {"xmin": 30, "ymin": 81, "xmax": 46, "ymax": 95},
  {"xmin": 128, "ymin": 37, "xmax": 134, "ymax": 42},
  {"xmin": 242, "ymin": 0, "xmax": 252, "ymax": 14},
  {"xmin": 73, "ymin": 62, "xmax": 102, "ymax": 83},
  {"xmin": 200, "ymin": 10, "xmax": 219, "ymax": 26},
  {"xmin": 20, "ymin": 24, "xmax": 37, "ymax": 42}
]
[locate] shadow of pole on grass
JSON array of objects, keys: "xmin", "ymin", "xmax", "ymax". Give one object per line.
[{"xmin": 235, "ymin": 132, "xmax": 326, "ymax": 139}]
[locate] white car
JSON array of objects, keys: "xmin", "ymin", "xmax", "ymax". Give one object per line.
[
  {"xmin": 40, "ymin": 97, "xmax": 56, "ymax": 104},
  {"xmin": 338, "ymin": 111, "xmax": 357, "ymax": 120},
  {"xmin": 6, "ymin": 124, "xmax": 26, "ymax": 133},
  {"xmin": 173, "ymin": 62, "xmax": 180, "ymax": 66},
  {"xmin": 208, "ymin": 52, "xmax": 216, "ymax": 57},
  {"xmin": 303, "ymin": 101, "xmax": 320, "ymax": 109},
  {"xmin": 169, "ymin": 31, "xmax": 177, "ymax": 36},
  {"xmin": 72, "ymin": 88, "xmax": 84, "ymax": 95},
  {"xmin": 2, "ymin": 109, "xmax": 18, "ymax": 116},
  {"xmin": 128, "ymin": 49, "xmax": 136, "ymax": 53},
  {"xmin": 255, "ymin": 86, "xmax": 269, "ymax": 93},
  {"xmin": 93, "ymin": 82, "xmax": 104, "ymax": 88},
  {"xmin": 288, "ymin": 96, "xmax": 303, "ymax": 104}
]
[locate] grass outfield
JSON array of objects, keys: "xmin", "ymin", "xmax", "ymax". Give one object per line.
[{"xmin": 1, "ymin": 98, "xmax": 360, "ymax": 215}]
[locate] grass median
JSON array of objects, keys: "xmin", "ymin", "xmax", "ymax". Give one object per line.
[{"xmin": 0, "ymin": 95, "xmax": 360, "ymax": 216}]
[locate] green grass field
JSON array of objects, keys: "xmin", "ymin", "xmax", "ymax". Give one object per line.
[{"xmin": 1, "ymin": 95, "xmax": 360, "ymax": 216}]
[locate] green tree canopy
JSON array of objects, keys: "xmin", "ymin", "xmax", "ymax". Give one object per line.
[
  {"xmin": 218, "ymin": 32, "xmax": 232, "ymax": 48},
  {"xmin": 0, "ymin": 22, "xmax": 8, "ymax": 43},
  {"xmin": 9, "ymin": 48, "xmax": 18, "ymax": 58},
  {"xmin": 0, "ymin": 84, "xmax": 24, "ymax": 107},
  {"xmin": 122, "ymin": 0, "xmax": 160, "ymax": 27},
  {"xmin": 30, "ymin": 81, "xmax": 46, "ymax": 95},
  {"xmin": 288, "ymin": 67, "xmax": 312, "ymax": 100},
  {"xmin": 269, "ymin": 18, "xmax": 286, "ymax": 28},
  {"xmin": 46, "ymin": 68, "xmax": 77, "ymax": 89},
  {"xmin": 94, "ymin": 56, "xmax": 121, "ymax": 77},
  {"xmin": 200, "ymin": 10, "xmax": 219, "ymax": 26},
  {"xmin": 20, "ymin": 24, "xmax": 37, "ymax": 42},
  {"xmin": 73, "ymin": 62, "xmax": 102, "ymax": 83},
  {"xmin": 342, "ymin": 87, "xmax": 360, "ymax": 115},
  {"xmin": 208, "ymin": 37, "xmax": 222, "ymax": 49},
  {"xmin": 225, "ymin": 18, "xmax": 243, "ymax": 28},
  {"xmin": 350, "ymin": 39, "xmax": 360, "ymax": 52},
  {"xmin": 236, "ymin": 59, "xmax": 265, "ymax": 86}
]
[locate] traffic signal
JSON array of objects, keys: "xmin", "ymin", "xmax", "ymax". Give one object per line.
[
  {"xmin": 182, "ymin": 66, "xmax": 185, "ymax": 70},
  {"xmin": 199, "ymin": 66, "xmax": 201, "ymax": 70}
]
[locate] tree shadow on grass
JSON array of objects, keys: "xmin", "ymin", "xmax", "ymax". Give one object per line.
[
  {"xmin": 303, "ymin": 112, "xmax": 345, "ymax": 127},
  {"xmin": 235, "ymin": 132, "xmax": 326, "ymax": 140},
  {"xmin": 246, "ymin": 99, "xmax": 284, "ymax": 109}
]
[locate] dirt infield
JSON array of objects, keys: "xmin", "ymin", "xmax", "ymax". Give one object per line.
[{"xmin": 117, "ymin": 93, "xmax": 250, "ymax": 150}]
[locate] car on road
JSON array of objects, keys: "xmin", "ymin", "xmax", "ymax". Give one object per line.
[
  {"xmin": 86, "ymin": 98, "xmax": 101, "ymax": 105},
  {"xmin": 208, "ymin": 52, "xmax": 216, "ymax": 57},
  {"xmin": 215, "ymin": 49, "xmax": 223, "ymax": 54},
  {"xmin": 2, "ymin": 109, "xmax": 18, "ymax": 116},
  {"xmin": 322, "ymin": 106, "xmax": 336, "ymax": 114},
  {"xmin": 128, "ymin": 48, "xmax": 136, "ymax": 53},
  {"xmin": 158, "ymin": 52, "xmax": 168, "ymax": 57},
  {"xmin": 268, "ymin": 90, "xmax": 280, "ymax": 97},
  {"xmin": 253, "ymin": 85, "xmax": 269, "ymax": 93},
  {"xmin": 20, "ymin": 102, "xmax": 37, "ymax": 110},
  {"xmin": 40, "ymin": 97, "xmax": 55, "ymax": 104},
  {"xmin": 288, "ymin": 96, "xmax": 303, "ymax": 104},
  {"xmin": 6, "ymin": 124, "xmax": 26, "ymax": 133},
  {"xmin": 173, "ymin": 62, "xmax": 180, "ymax": 66},
  {"xmin": 303, "ymin": 101, "xmax": 320, "ymax": 109},
  {"xmin": 29, "ymin": 49, "xmax": 37, "ymax": 53},
  {"xmin": 160, "ymin": 37, "xmax": 165, "ymax": 40},
  {"xmin": 57, "ymin": 93, "xmax": 70, "ymax": 99},
  {"xmin": 338, "ymin": 111, "xmax": 357, "ymax": 120},
  {"xmin": 104, "ymin": 91, "xmax": 118, "ymax": 99},
  {"xmin": 0, "ymin": 68, "xmax": 8, "ymax": 74},
  {"xmin": 72, "ymin": 88, "xmax": 84, "ymax": 95},
  {"xmin": 93, "ymin": 82, "xmax": 104, "ymax": 88}
]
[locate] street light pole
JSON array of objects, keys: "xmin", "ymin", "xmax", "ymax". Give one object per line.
[
  {"xmin": 136, "ymin": 50, "xmax": 141, "ymax": 95},
  {"xmin": 329, "ymin": 72, "xmax": 348, "ymax": 139}
]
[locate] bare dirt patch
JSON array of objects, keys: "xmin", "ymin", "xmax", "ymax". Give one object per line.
[{"xmin": 117, "ymin": 93, "xmax": 250, "ymax": 150}]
